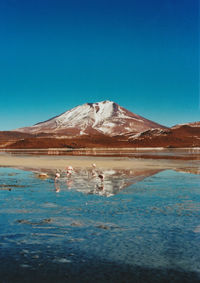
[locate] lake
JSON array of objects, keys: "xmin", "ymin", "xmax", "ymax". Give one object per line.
[{"xmin": 0, "ymin": 162, "xmax": 200, "ymax": 282}]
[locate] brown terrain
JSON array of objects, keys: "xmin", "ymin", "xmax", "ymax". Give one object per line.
[
  {"xmin": 0, "ymin": 131, "xmax": 34, "ymax": 148},
  {"xmin": 1, "ymin": 133, "xmax": 126, "ymax": 149},
  {"xmin": 0, "ymin": 123, "xmax": 199, "ymax": 150},
  {"xmin": 127, "ymin": 124, "xmax": 200, "ymax": 148}
]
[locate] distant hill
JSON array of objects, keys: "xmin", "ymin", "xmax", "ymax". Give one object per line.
[{"xmin": 128, "ymin": 123, "xmax": 200, "ymax": 148}]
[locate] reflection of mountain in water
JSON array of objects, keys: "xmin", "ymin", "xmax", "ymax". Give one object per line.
[{"xmin": 54, "ymin": 168, "xmax": 163, "ymax": 197}]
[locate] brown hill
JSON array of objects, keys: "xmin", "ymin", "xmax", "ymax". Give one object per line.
[
  {"xmin": 0, "ymin": 131, "xmax": 34, "ymax": 148},
  {"xmin": 128, "ymin": 124, "xmax": 200, "ymax": 147},
  {"xmin": 5, "ymin": 134, "xmax": 129, "ymax": 149}
]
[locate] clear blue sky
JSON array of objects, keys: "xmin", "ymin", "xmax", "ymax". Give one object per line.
[{"xmin": 0, "ymin": 0, "xmax": 199, "ymax": 130}]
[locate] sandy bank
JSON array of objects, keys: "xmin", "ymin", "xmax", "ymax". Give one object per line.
[{"xmin": 0, "ymin": 153, "xmax": 197, "ymax": 172}]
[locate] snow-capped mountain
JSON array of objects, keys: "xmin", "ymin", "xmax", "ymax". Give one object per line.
[{"xmin": 16, "ymin": 100, "xmax": 166, "ymax": 136}]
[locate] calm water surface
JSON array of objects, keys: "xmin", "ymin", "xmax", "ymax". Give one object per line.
[
  {"xmin": 2, "ymin": 147, "xmax": 200, "ymax": 159},
  {"xmin": 0, "ymin": 166, "xmax": 200, "ymax": 282}
]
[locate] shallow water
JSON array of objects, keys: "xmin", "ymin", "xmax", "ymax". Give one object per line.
[
  {"xmin": 2, "ymin": 147, "xmax": 200, "ymax": 159},
  {"xmin": 0, "ymin": 166, "xmax": 200, "ymax": 282}
]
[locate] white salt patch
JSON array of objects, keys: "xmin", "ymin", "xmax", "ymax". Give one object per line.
[{"xmin": 53, "ymin": 258, "xmax": 72, "ymax": 263}]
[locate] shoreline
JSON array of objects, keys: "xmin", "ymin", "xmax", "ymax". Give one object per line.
[
  {"xmin": 1, "ymin": 148, "xmax": 200, "ymax": 161},
  {"xmin": 0, "ymin": 152, "xmax": 199, "ymax": 172},
  {"xmin": 1, "ymin": 147, "xmax": 200, "ymax": 151}
]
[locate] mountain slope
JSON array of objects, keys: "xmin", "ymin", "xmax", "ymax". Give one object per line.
[{"xmin": 16, "ymin": 100, "xmax": 166, "ymax": 136}]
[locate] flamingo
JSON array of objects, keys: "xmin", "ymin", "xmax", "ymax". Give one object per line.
[
  {"xmin": 66, "ymin": 166, "xmax": 74, "ymax": 177},
  {"xmin": 55, "ymin": 172, "xmax": 60, "ymax": 181},
  {"xmin": 66, "ymin": 166, "xmax": 73, "ymax": 171}
]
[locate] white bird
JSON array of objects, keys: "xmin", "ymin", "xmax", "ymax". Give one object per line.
[
  {"xmin": 66, "ymin": 166, "xmax": 74, "ymax": 177},
  {"xmin": 55, "ymin": 172, "xmax": 60, "ymax": 181},
  {"xmin": 67, "ymin": 166, "xmax": 73, "ymax": 171}
]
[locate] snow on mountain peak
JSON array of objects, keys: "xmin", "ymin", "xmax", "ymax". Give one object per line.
[
  {"xmin": 54, "ymin": 101, "xmax": 116, "ymax": 129},
  {"xmin": 15, "ymin": 100, "xmax": 166, "ymax": 136}
]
